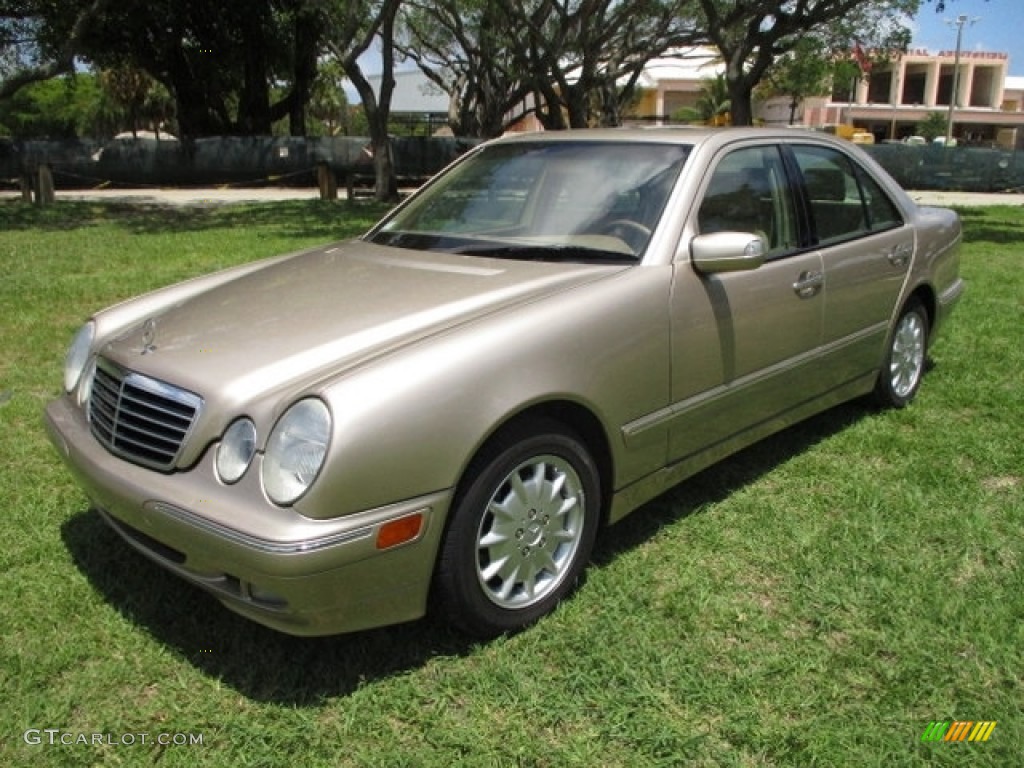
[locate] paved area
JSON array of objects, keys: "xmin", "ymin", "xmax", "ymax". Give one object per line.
[
  {"xmin": 2, "ymin": 185, "xmax": 1020, "ymax": 207},
  {"xmin": 0, "ymin": 186, "xmax": 323, "ymax": 205},
  {"xmin": 906, "ymin": 190, "xmax": 1022, "ymax": 207}
]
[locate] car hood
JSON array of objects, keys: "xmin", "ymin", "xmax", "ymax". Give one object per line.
[{"xmin": 100, "ymin": 240, "xmax": 625, "ymax": 409}]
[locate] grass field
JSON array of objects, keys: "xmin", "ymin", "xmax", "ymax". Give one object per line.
[{"xmin": 1, "ymin": 200, "xmax": 1020, "ymax": 767}]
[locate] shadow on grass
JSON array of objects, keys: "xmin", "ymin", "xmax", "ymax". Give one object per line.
[
  {"xmin": 953, "ymin": 206, "xmax": 1024, "ymax": 245},
  {"xmin": 61, "ymin": 510, "xmax": 478, "ymax": 706},
  {"xmin": 61, "ymin": 399, "xmax": 872, "ymax": 706},
  {"xmin": 0, "ymin": 199, "xmax": 392, "ymax": 241},
  {"xmin": 591, "ymin": 400, "xmax": 869, "ymax": 567}
]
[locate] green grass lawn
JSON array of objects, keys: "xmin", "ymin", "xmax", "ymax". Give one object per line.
[{"xmin": 1, "ymin": 200, "xmax": 1020, "ymax": 767}]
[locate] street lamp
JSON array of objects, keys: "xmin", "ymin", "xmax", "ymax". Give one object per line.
[{"xmin": 944, "ymin": 14, "xmax": 980, "ymax": 146}]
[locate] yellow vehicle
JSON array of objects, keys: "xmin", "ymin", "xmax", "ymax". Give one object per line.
[
  {"xmin": 819, "ymin": 124, "xmax": 875, "ymax": 144},
  {"xmin": 820, "ymin": 123, "xmax": 856, "ymax": 140}
]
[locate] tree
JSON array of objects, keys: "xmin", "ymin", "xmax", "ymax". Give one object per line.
[
  {"xmin": 398, "ymin": 0, "xmax": 531, "ymax": 138},
  {"xmin": 1, "ymin": 0, "xmax": 113, "ymax": 100},
  {"xmin": 0, "ymin": 71, "xmax": 101, "ymax": 136},
  {"xmin": 77, "ymin": 0, "xmax": 328, "ymax": 137},
  {"xmin": 673, "ymin": 73, "xmax": 731, "ymax": 124},
  {"xmin": 505, "ymin": 0, "xmax": 699, "ymax": 130},
  {"xmin": 3, "ymin": 0, "xmax": 329, "ymax": 137},
  {"xmin": 762, "ymin": 36, "xmax": 832, "ymax": 125},
  {"xmin": 307, "ymin": 58, "xmax": 350, "ymax": 136},
  {"xmin": 917, "ymin": 111, "xmax": 946, "ymax": 141},
  {"xmin": 98, "ymin": 64, "xmax": 174, "ymax": 138},
  {"xmin": 693, "ymin": 0, "xmax": 919, "ymax": 126},
  {"xmin": 324, "ymin": 0, "xmax": 403, "ymax": 201},
  {"xmin": 399, "ymin": 1, "xmax": 698, "ymax": 134}
]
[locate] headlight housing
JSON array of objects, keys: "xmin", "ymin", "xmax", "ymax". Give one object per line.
[
  {"xmin": 216, "ymin": 418, "xmax": 257, "ymax": 484},
  {"xmin": 262, "ymin": 399, "xmax": 331, "ymax": 505},
  {"xmin": 64, "ymin": 321, "xmax": 95, "ymax": 393}
]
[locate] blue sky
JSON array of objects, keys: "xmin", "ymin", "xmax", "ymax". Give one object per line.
[{"xmin": 906, "ymin": 0, "xmax": 1024, "ymax": 74}]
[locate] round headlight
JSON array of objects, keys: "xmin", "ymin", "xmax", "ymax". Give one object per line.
[
  {"xmin": 216, "ymin": 418, "xmax": 257, "ymax": 484},
  {"xmin": 262, "ymin": 399, "xmax": 331, "ymax": 505},
  {"xmin": 64, "ymin": 321, "xmax": 95, "ymax": 393}
]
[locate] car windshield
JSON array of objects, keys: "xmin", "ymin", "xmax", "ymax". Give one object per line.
[{"xmin": 368, "ymin": 141, "xmax": 691, "ymax": 262}]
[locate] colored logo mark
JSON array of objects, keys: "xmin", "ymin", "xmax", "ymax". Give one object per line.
[{"xmin": 921, "ymin": 721, "xmax": 997, "ymax": 742}]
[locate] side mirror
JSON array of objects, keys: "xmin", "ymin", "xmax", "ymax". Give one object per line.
[{"xmin": 690, "ymin": 232, "xmax": 766, "ymax": 274}]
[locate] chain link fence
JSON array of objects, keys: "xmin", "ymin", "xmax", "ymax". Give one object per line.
[
  {"xmin": 3, "ymin": 135, "xmax": 1022, "ymax": 196},
  {"xmin": 0, "ymin": 136, "xmax": 480, "ymax": 193},
  {"xmin": 865, "ymin": 144, "xmax": 1024, "ymax": 193}
]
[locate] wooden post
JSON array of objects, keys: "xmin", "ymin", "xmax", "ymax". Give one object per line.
[
  {"xmin": 316, "ymin": 162, "xmax": 338, "ymax": 200},
  {"xmin": 19, "ymin": 173, "xmax": 33, "ymax": 202},
  {"xmin": 34, "ymin": 164, "xmax": 55, "ymax": 205}
]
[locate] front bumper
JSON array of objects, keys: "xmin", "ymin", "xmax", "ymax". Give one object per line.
[{"xmin": 45, "ymin": 395, "xmax": 451, "ymax": 636}]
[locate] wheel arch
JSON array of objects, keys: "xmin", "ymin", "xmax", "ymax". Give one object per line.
[
  {"xmin": 906, "ymin": 282, "xmax": 937, "ymax": 338},
  {"xmin": 429, "ymin": 398, "xmax": 613, "ymax": 635},
  {"xmin": 452, "ymin": 399, "xmax": 615, "ymax": 527}
]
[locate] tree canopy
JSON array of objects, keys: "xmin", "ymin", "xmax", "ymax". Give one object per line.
[
  {"xmin": 1, "ymin": 0, "xmax": 112, "ymax": 99},
  {"xmin": 693, "ymin": 0, "xmax": 920, "ymax": 125},
  {"xmin": 2, "ymin": 0, "xmax": 971, "ymax": 138}
]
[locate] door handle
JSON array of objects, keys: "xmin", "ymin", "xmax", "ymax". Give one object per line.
[
  {"xmin": 887, "ymin": 243, "xmax": 913, "ymax": 267},
  {"xmin": 793, "ymin": 270, "xmax": 824, "ymax": 298}
]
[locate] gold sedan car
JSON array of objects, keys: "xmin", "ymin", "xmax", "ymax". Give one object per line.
[{"xmin": 45, "ymin": 128, "xmax": 964, "ymax": 637}]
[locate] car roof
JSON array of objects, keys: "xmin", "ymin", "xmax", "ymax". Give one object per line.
[
  {"xmin": 486, "ymin": 126, "xmax": 918, "ymax": 221},
  {"xmin": 490, "ymin": 126, "xmax": 855, "ymax": 152}
]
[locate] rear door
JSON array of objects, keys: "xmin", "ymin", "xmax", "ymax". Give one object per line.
[{"xmin": 788, "ymin": 144, "xmax": 913, "ymax": 387}]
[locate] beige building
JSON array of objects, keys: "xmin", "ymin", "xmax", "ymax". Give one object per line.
[
  {"xmin": 801, "ymin": 49, "xmax": 1022, "ymax": 146},
  {"xmin": 631, "ymin": 50, "xmax": 725, "ymax": 118},
  {"xmin": 635, "ymin": 48, "xmax": 1024, "ymax": 148}
]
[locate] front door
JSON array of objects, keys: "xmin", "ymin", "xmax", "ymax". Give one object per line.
[{"xmin": 668, "ymin": 143, "xmax": 826, "ymax": 463}]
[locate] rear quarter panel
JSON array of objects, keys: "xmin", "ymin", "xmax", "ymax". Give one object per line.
[{"xmin": 909, "ymin": 205, "xmax": 963, "ymax": 334}]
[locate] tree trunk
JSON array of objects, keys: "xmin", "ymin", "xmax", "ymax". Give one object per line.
[
  {"xmin": 344, "ymin": 62, "xmax": 398, "ymax": 201},
  {"xmin": 372, "ymin": 135, "xmax": 397, "ymax": 201},
  {"xmin": 565, "ymin": 85, "xmax": 591, "ymax": 129},
  {"xmin": 237, "ymin": 19, "xmax": 273, "ymax": 135},
  {"xmin": 727, "ymin": 79, "xmax": 754, "ymax": 126},
  {"xmin": 288, "ymin": 9, "xmax": 321, "ymax": 136}
]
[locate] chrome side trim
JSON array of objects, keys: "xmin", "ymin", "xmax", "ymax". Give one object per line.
[
  {"xmin": 939, "ymin": 277, "xmax": 966, "ymax": 307},
  {"xmin": 147, "ymin": 501, "xmax": 375, "ymax": 554},
  {"xmin": 624, "ymin": 321, "xmax": 886, "ymax": 440}
]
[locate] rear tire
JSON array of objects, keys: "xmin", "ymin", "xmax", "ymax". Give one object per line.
[
  {"xmin": 434, "ymin": 422, "xmax": 600, "ymax": 638},
  {"xmin": 874, "ymin": 298, "xmax": 929, "ymax": 408}
]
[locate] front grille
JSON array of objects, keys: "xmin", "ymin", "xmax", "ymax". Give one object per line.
[{"xmin": 88, "ymin": 359, "xmax": 202, "ymax": 471}]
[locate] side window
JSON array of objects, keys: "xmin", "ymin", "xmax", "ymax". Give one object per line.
[
  {"xmin": 697, "ymin": 145, "xmax": 797, "ymax": 258},
  {"xmin": 791, "ymin": 145, "xmax": 867, "ymax": 245},
  {"xmin": 854, "ymin": 164, "xmax": 904, "ymax": 232},
  {"xmin": 792, "ymin": 145, "xmax": 903, "ymax": 245}
]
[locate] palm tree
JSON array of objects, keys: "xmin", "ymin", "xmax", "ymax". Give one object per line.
[{"xmin": 672, "ymin": 73, "xmax": 731, "ymax": 126}]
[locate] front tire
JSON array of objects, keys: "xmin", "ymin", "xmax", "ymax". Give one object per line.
[
  {"xmin": 435, "ymin": 423, "xmax": 601, "ymax": 638},
  {"xmin": 874, "ymin": 298, "xmax": 929, "ymax": 408}
]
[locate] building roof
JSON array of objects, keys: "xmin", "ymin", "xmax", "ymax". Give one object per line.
[
  {"xmin": 364, "ymin": 70, "xmax": 448, "ymax": 114},
  {"xmin": 1005, "ymin": 76, "xmax": 1024, "ymax": 92},
  {"xmin": 632, "ymin": 48, "xmax": 724, "ymax": 88}
]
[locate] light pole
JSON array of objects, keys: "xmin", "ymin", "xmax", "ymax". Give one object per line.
[{"xmin": 944, "ymin": 14, "xmax": 979, "ymax": 146}]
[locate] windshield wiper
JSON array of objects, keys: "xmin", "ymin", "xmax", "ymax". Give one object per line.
[
  {"xmin": 450, "ymin": 243, "xmax": 637, "ymax": 264},
  {"xmin": 369, "ymin": 231, "xmax": 638, "ymax": 263}
]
